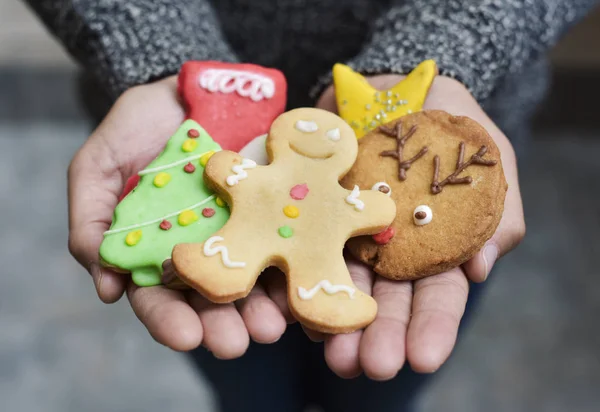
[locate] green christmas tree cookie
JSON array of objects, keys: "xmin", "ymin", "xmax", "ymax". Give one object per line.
[{"xmin": 99, "ymin": 120, "xmax": 229, "ymax": 286}]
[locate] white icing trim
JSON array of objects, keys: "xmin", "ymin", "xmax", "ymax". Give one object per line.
[
  {"xmin": 326, "ymin": 128, "xmax": 341, "ymax": 141},
  {"xmin": 203, "ymin": 236, "xmax": 246, "ymax": 268},
  {"xmin": 138, "ymin": 151, "xmax": 218, "ymax": 176},
  {"xmin": 103, "ymin": 195, "xmax": 216, "ymax": 235},
  {"xmin": 345, "ymin": 185, "xmax": 365, "ymax": 211},
  {"xmin": 199, "ymin": 69, "xmax": 275, "ymax": 102},
  {"xmin": 226, "ymin": 158, "xmax": 257, "ymax": 186},
  {"xmin": 298, "ymin": 280, "xmax": 356, "ymax": 300},
  {"xmin": 413, "ymin": 205, "xmax": 433, "ymax": 226},
  {"xmin": 295, "ymin": 120, "xmax": 319, "ymax": 133},
  {"xmin": 371, "ymin": 182, "xmax": 392, "ymax": 197}
]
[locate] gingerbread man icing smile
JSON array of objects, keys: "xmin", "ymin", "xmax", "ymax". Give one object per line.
[{"xmin": 172, "ymin": 108, "xmax": 396, "ymax": 333}]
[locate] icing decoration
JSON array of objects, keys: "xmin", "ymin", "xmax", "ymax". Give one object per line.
[
  {"xmin": 372, "ymin": 226, "xmax": 395, "ymax": 245},
  {"xmin": 326, "ymin": 128, "xmax": 341, "ymax": 141},
  {"xmin": 182, "ymin": 139, "xmax": 198, "ymax": 153},
  {"xmin": 226, "ymin": 158, "xmax": 257, "ymax": 186},
  {"xmin": 298, "ymin": 280, "xmax": 356, "ymax": 300},
  {"xmin": 371, "ymin": 182, "xmax": 392, "ymax": 196},
  {"xmin": 199, "ymin": 69, "xmax": 276, "ymax": 102},
  {"xmin": 295, "ymin": 120, "xmax": 319, "ymax": 133},
  {"xmin": 138, "ymin": 152, "xmax": 214, "ymax": 176},
  {"xmin": 203, "ymin": 236, "xmax": 246, "ymax": 268},
  {"xmin": 125, "ymin": 230, "xmax": 142, "ymax": 246},
  {"xmin": 153, "ymin": 172, "xmax": 171, "ymax": 188},
  {"xmin": 184, "ymin": 162, "xmax": 196, "ymax": 173},
  {"xmin": 333, "ymin": 60, "xmax": 438, "ymax": 138},
  {"xmin": 413, "ymin": 205, "xmax": 433, "ymax": 226},
  {"xmin": 178, "ymin": 210, "xmax": 199, "ymax": 226},
  {"xmin": 99, "ymin": 120, "xmax": 229, "ymax": 287},
  {"xmin": 345, "ymin": 185, "xmax": 365, "ymax": 211},
  {"xmin": 380, "ymin": 123, "xmax": 428, "ymax": 181},
  {"xmin": 188, "ymin": 129, "xmax": 200, "ymax": 138},
  {"xmin": 431, "ymin": 142, "xmax": 497, "ymax": 194},
  {"xmin": 216, "ymin": 197, "xmax": 226, "ymax": 207},
  {"xmin": 200, "ymin": 150, "xmax": 215, "ymax": 167},
  {"xmin": 202, "ymin": 208, "xmax": 215, "ymax": 218},
  {"xmin": 290, "ymin": 184, "xmax": 309, "ymax": 200},
  {"xmin": 283, "ymin": 205, "xmax": 299, "ymax": 218},
  {"xmin": 171, "ymin": 108, "xmax": 396, "ymax": 334},
  {"xmin": 278, "ymin": 225, "xmax": 294, "ymax": 238}
]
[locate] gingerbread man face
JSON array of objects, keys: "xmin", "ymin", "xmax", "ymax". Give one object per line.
[{"xmin": 172, "ymin": 108, "xmax": 397, "ymax": 334}]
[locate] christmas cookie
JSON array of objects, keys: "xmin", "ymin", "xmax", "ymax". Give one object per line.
[
  {"xmin": 341, "ymin": 110, "xmax": 507, "ymax": 280},
  {"xmin": 100, "ymin": 120, "xmax": 229, "ymax": 287},
  {"xmin": 333, "ymin": 60, "xmax": 437, "ymax": 138},
  {"xmin": 172, "ymin": 108, "xmax": 396, "ymax": 334}
]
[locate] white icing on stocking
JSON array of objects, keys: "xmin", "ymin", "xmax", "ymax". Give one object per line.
[
  {"xmin": 298, "ymin": 280, "xmax": 356, "ymax": 300},
  {"xmin": 345, "ymin": 185, "xmax": 365, "ymax": 211},
  {"xmin": 226, "ymin": 158, "xmax": 257, "ymax": 186},
  {"xmin": 203, "ymin": 236, "xmax": 246, "ymax": 268},
  {"xmin": 199, "ymin": 69, "xmax": 275, "ymax": 102}
]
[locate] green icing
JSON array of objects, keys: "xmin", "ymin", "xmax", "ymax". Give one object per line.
[
  {"xmin": 278, "ymin": 225, "xmax": 294, "ymax": 238},
  {"xmin": 99, "ymin": 120, "xmax": 230, "ymax": 286}
]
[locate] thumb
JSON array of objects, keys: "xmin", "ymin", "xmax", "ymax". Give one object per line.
[{"xmin": 68, "ymin": 136, "xmax": 127, "ymax": 303}]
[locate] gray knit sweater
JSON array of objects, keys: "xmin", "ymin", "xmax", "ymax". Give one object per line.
[{"xmin": 27, "ymin": 0, "xmax": 599, "ymax": 138}]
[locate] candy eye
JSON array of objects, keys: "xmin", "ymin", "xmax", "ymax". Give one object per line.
[
  {"xmin": 413, "ymin": 205, "xmax": 433, "ymax": 226},
  {"xmin": 295, "ymin": 120, "xmax": 319, "ymax": 133},
  {"xmin": 371, "ymin": 182, "xmax": 392, "ymax": 196},
  {"xmin": 326, "ymin": 128, "xmax": 341, "ymax": 141}
]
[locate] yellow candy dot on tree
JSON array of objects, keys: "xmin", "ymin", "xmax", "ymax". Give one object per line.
[
  {"xmin": 153, "ymin": 172, "xmax": 171, "ymax": 188},
  {"xmin": 283, "ymin": 205, "xmax": 300, "ymax": 218},
  {"xmin": 215, "ymin": 197, "xmax": 226, "ymax": 207},
  {"xmin": 125, "ymin": 230, "xmax": 142, "ymax": 246},
  {"xmin": 178, "ymin": 210, "xmax": 199, "ymax": 226},
  {"xmin": 200, "ymin": 150, "xmax": 216, "ymax": 167},
  {"xmin": 182, "ymin": 139, "xmax": 198, "ymax": 152}
]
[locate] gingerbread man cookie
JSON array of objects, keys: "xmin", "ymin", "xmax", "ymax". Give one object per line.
[
  {"xmin": 333, "ymin": 60, "xmax": 438, "ymax": 138},
  {"xmin": 172, "ymin": 108, "xmax": 396, "ymax": 333},
  {"xmin": 341, "ymin": 111, "xmax": 507, "ymax": 280}
]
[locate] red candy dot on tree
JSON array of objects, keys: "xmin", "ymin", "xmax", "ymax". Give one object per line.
[
  {"xmin": 202, "ymin": 208, "xmax": 216, "ymax": 218},
  {"xmin": 184, "ymin": 162, "xmax": 196, "ymax": 173},
  {"xmin": 187, "ymin": 129, "xmax": 200, "ymax": 138},
  {"xmin": 372, "ymin": 226, "xmax": 395, "ymax": 245},
  {"xmin": 159, "ymin": 220, "xmax": 173, "ymax": 230}
]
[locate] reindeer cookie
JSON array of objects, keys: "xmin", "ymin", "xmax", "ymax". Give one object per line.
[
  {"xmin": 342, "ymin": 111, "xmax": 507, "ymax": 280},
  {"xmin": 172, "ymin": 108, "xmax": 396, "ymax": 333}
]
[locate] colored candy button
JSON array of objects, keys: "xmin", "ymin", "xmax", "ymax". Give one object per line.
[
  {"xmin": 202, "ymin": 207, "xmax": 216, "ymax": 218},
  {"xmin": 283, "ymin": 205, "xmax": 300, "ymax": 218},
  {"xmin": 187, "ymin": 129, "xmax": 200, "ymax": 138},
  {"xmin": 178, "ymin": 210, "xmax": 199, "ymax": 226},
  {"xmin": 153, "ymin": 172, "xmax": 171, "ymax": 188},
  {"xmin": 200, "ymin": 151, "xmax": 216, "ymax": 167},
  {"xmin": 215, "ymin": 197, "xmax": 226, "ymax": 207},
  {"xmin": 159, "ymin": 220, "xmax": 172, "ymax": 230},
  {"xmin": 182, "ymin": 139, "xmax": 198, "ymax": 152},
  {"xmin": 125, "ymin": 230, "xmax": 142, "ymax": 246},
  {"xmin": 290, "ymin": 184, "xmax": 309, "ymax": 200},
  {"xmin": 278, "ymin": 226, "xmax": 294, "ymax": 238}
]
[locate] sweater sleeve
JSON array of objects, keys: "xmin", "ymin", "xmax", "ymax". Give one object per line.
[
  {"xmin": 317, "ymin": 0, "xmax": 599, "ymax": 103},
  {"xmin": 25, "ymin": 0, "xmax": 239, "ymax": 98}
]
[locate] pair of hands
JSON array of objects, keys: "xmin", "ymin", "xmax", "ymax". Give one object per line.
[{"xmin": 68, "ymin": 74, "xmax": 525, "ymax": 380}]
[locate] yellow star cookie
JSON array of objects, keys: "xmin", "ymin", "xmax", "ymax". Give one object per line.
[{"xmin": 333, "ymin": 60, "xmax": 438, "ymax": 138}]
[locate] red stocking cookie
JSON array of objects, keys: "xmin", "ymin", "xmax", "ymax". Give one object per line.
[{"xmin": 172, "ymin": 108, "xmax": 396, "ymax": 334}]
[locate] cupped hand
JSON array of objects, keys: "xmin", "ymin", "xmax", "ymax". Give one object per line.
[
  {"xmin": 309, "ymin": 75, "xmax": 526, "ymax": 380},
  {"xmin": 68, "ymin": 76, "xmax": 288, "ymax": 358}
]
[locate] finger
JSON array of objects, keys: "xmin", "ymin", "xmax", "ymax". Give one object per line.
[
  {"xmin": 235, "ymin": 284, "xmax": 287, "ymax": 344},
  {"xmin": 127, "ymin": 283, "xmax": 203, "ymax": 351},
  {"xmin": 262, "ymin": 268, "xmax": 295, "ymax": 323},
  {"xmin": 89, "ymin": 263, "xmax": 127, "ymax": 303},
  {"xmin": 407, "ymin": 268, "xmax": 469, "ymax": 373},
  {"xmin": 187, "ymin": 292, "xmax": 250, "ymax": 360},
  {"xmin": 324, "ymin": 258, "xmax": 374, "ymax": 378},
  {"xmin": 359, "ymin": 278, "xmax": 412, "ymax": 381},
  {"xmin": 302, "ymin": 325, "xmax": 326, "ymax": 343}
]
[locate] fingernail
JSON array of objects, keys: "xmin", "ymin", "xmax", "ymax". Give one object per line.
[
  {"xmin": 482, "ymin": 244, "xmax": 498, "ymax": 280},
  {"xmin": 89, "ymin": 262, "xmax": 103, "ymax": 291}
]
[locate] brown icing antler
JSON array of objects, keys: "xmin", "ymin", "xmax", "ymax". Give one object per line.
[
  {"xmin": 431, "ymin": 142, "xmax": 497, "ymax": 194},
  {"xmin": 379, "ymin": 123, "xmax": 428, "ymax": 181}
]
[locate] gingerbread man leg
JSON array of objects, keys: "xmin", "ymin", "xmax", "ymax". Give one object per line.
[
  {"xmin": 172, "ymin": 218, "xmax": 272, "ymax": 303},
  {"xmin": 286, "ymin": 250, "xmax": 377, "ymax": 334}
]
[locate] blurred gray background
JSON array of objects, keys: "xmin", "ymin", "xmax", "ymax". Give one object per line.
[{"xmin": 1, "ymin": 1, "xmax": 599, "ymax": 411}]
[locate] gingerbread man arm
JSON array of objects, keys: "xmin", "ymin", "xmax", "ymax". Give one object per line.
[
  {"xmin": 342, "ymin": 187, "xmax": 397, "ymax": 236},
  {"xmin": 203, "ymin": 151, "xmax": 258, "ymax": 200}
]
